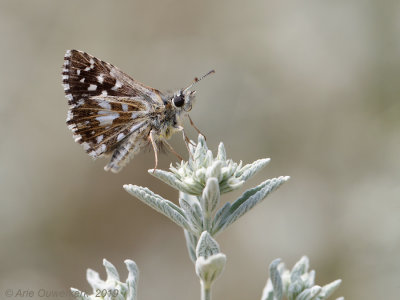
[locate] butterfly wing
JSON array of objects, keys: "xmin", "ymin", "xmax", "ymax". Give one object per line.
[
  {"xmin": 62, "ymin": 50, "xmax": 163, "ymax": 171},
  {"xmin": 63, "ymin": 50, "xmax": 164, "ymax": 105}
]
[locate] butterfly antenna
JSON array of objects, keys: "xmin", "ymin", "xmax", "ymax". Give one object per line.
[{"xmin": 184, "ymin": 69, "xmax": 215, "ymax": 92}]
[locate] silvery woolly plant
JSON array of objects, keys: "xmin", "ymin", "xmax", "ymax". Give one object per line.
[
  {"xmin": 263, "ymin": 256, "xmax": 343, "ymax": 300},
  {"xmin": 71, "ymin": 259, "xmax": 138, "ymax": 300},
  {"xmin": 72, "ymin": 135, "xmax": 343, "ymax": 300}
]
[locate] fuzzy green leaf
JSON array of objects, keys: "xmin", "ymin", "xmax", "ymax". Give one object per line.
[
  {"xmin": 218, "ymin": 176, "xmax": 289, "ymax": 231},
  {"xmin": 124, "ymin": 184, "xmax": 195, "ymax": 234}
]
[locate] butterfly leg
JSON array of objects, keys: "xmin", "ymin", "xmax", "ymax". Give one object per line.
[
  {"xmin": 177, "ymin": 126, "xmax": 194, "ymax": 159},
  {"xmin": 149, "ymin": 129, "xmax": 159, "ymax": 173},
  {"xmin": 178, "ymin": 126, "xmax": 195, "ymax": 147},
  {"xmin": 163, "ymin": 140, "xmax": 184, "ymax": 161},
  {"xmin": 187, "ymin": 115, "xmax": 206, "ymax": 140}
]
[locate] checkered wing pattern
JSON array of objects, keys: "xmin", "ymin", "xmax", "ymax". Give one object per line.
[{"xmin": 62, "ymin": 50, "xmax": 164, "ymax": 172}]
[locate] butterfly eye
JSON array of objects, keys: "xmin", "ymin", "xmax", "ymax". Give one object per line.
[{"xmin": 173, "ymin": 94, "xmax": 185, "ymax": 107}]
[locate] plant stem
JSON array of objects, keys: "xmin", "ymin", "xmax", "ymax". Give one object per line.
[
  {"xmin": 201, "ymin": 281, "xmax": 211, "ymax": 300},
  {"xmin": 204, "ymin": 213, "xmax": 212, "ymax": 233}
]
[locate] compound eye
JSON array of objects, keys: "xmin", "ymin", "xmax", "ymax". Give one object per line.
[{"xmin": 173, "ymin": 94, "xmax": 185, "ymax": 107}]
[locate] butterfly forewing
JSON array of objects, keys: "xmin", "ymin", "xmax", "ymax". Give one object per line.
[
  {"xmin": 63, "ymin": 50, "xmax": 164, "ymax": 104},
  {"xmin": 62, "ymin": 50, "xmax": 163, "ymax": 160}
]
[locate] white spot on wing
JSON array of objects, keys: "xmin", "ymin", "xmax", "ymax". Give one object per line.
[
  {"xmin": 98, "ymin": 101, "xmax": 111, "ymax": 110},
  {"xmin": 80, "ymin": 78, "xmax": 85, "ymax": 83},
  {"xmin": 65, "ymin": 50, "xmax": 71, "ymax": 57},
  {"xmin": 62, "ymin": 75, "xmax": 68, "ymax": 80},
  {"xmin": 82, "ymin": 142, "xmax": 90, "ymax": 151},
  {"xmin": 117, "ymin": 133, "xmax": 125, "ymax": 142},
  {"xmin": 121, "ymin": 104, "xmax": 128, "ymax": 112},
  {"xmin": 84, "ymin": 59, "xmax": 96, "ymax": 72},
  {"xmin": 67, "ymin": 110, "xmax": 73, "ymax": 121},
  {"xmin": 63, "ymin": 83, "xmax": 70, "ymax": 90},
  {"xmin": 96, "ymin": 113, "xmax": 120, "ymax": 126},
  {"xmin": 76, "ymin": 70, "xmax": 81, "ymax": 75},
  {"xmin": 97, "ymin": 74, "xmax": 104, "ymax": 84},
  {"xmin": 96, "ymin": 135, "xmax": 104, "ymax": 143},
  {"xmin": 88, "ymin": 84, "xmax": 97, "ymax": 91},
  {"xmin": 101, "ymin": 90, "xmax": 108, "ymax": 96},
  {"xmin": 111, "ymin": 80, "xmax": 122, "ymax": 90},
  {"xmin": 66, "ymin": 94, "xmax": 73, "ymax": 101},
  {"xmin": 131, "ymin": 112, "xmax": 141, "ymax": 119}
]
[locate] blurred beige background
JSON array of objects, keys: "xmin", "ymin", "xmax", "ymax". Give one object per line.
[{"xmin": 1, "ymin": 0, "xmax": 399, "ymax": 299}]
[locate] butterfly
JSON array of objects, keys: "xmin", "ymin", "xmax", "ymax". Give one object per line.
[{"xmin": 62, "ymin": 50, "xmax": 214, "ymax": 173}]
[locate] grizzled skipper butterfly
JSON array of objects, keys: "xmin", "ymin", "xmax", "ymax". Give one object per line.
[{"xmin": 62, "ymin": 50, "xmax": 214, "ymax": 173}]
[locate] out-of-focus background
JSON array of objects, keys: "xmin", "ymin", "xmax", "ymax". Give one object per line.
[{"xmin": 1, "ymin": 0, "xmax": 399, "ymax": 299}]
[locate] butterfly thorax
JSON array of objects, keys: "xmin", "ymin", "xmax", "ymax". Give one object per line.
[{"xmin": 149, "ymin": 101, "xmax": 183, "ymax": 140}]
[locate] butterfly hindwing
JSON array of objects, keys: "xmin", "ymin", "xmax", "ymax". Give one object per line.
[{"xmin": 67, "ymin": 96, "xmax": 150, "ymax": 157}]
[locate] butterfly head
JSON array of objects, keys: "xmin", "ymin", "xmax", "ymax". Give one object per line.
[
  {"xmin": 171, "ymin": 89, "xmax": 196, "ymax": 112},
  {"xmin": 171, "ymin": 70, "xmax": 215, "ymax": 112}
]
